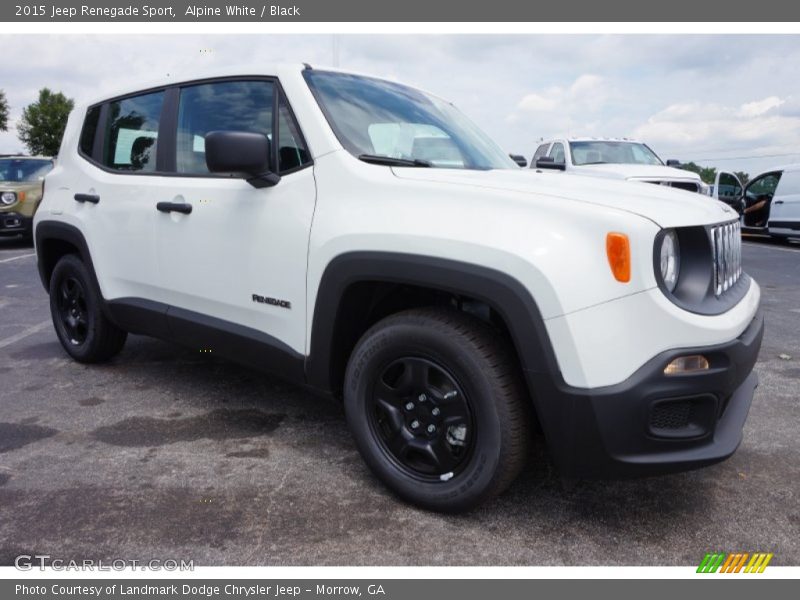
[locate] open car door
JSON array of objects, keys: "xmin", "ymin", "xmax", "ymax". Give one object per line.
[{"xmin": 712, "ymin": 171, "xmax": 744, "ymax": 214}]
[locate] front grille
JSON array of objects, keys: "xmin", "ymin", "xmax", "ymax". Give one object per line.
[
  {"xmin": 650, "ymin": 400, "xmax": 693, "ymax": 430},
  {"xmin": 710, "ymin": 220, "xmax": 742, "ymax": 296},
  {"xmin": 670, "ymin": 182, "xmax": 700, "ymax": 193},
  {"xmin": 644, "ymin": 180, "xmax": 699, "ymax": 193}
]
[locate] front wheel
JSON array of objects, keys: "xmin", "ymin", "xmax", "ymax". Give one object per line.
[
  {"xmin": 49, "ymin": 254, "xmax": 127, "ymax": 363},
  {"xmin": 344, "ymin": 308, "xmax": 530, "ymax": 512}
]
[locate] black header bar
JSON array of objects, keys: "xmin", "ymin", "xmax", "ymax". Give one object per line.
[{"xmin": 4, "ymin": 0, "xmax": 800, "ymax": 22}]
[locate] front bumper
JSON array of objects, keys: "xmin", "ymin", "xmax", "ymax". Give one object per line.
[
  {"xmin": 0, "ymin": 212, "xmax": 32, "ymax": 236},
  {"xmin": 531, "ymin": 308, "xmax": 764, "ymax": 479}
]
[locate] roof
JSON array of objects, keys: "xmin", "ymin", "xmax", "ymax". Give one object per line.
[
  {"xmin": 0, "ymin": 155, "xmax": 54, "ymax": 161},
  {"xmin": 540, "ymin": 137, "xmax": 645, "ymax": 144},
  {"xmin": 763, "ymin": 163, "xmax": 800, "ymax": 173},
  {"xmin": 75, "ymin": 63, "xmax": 444, "ymax": 108}
]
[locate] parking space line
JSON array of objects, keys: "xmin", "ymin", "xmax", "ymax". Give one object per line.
[
  {"xmin": 743, "ymin": 242, "xmax": 800, "ymax": 254},
  {"xmin": 0, "ymin": 320, "xmax": 51, "ymax": 349},
  {"xmin": 0, "ymin": 252, "xmax": 36, "ymax": 264}
]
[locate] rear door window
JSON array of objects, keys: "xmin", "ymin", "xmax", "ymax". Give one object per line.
[{"xmin": 103, "ymin": 91, "xmax": 165, "ymax": 172}]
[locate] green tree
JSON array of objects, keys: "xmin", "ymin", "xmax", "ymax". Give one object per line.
[
  {"xmin": 17, "ymin": 88, "xmax": 74, "ymax": 156},
  {"xmin": 734, "ymin": 171, "xmax": 750, "ymax": 186},
  {"xmin": 679, "ymin": 161, "xmax": 717, "ymax": 185},
  {"xmin": 0, "ymin": 89, "xmax": 8, "ymax": 132}
]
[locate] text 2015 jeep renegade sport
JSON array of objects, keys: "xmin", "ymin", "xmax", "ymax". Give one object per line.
[{"xmin": 34, "ymin": 65, "xmax": 763, "ymax": 512}]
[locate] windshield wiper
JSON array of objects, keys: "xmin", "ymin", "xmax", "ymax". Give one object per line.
[
  {"xmin": 581, "ymin": 161, "xmax": 609, "ymax": 165},
  {"xmin": 358, "ymin": 154, "xmax": 432, "ymax": 167}
]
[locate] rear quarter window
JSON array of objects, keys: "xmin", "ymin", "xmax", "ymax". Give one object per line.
[{"xmin": 79, "ymin": 106, "xmax": 101, "ymax": 157}]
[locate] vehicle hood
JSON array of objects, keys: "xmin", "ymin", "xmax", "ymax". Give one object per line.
[
  {"xmin": 0, "ymin": 181, "xmax": 40, "ymax": 191},
  {"xmin": 574, "ymin": 163, "xmax": 702, "ymax": 181},
  {"xmin": 391, "ymin": 167, "xmax": 732, "ymax": 228}
]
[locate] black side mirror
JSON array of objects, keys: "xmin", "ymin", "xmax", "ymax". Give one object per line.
[
  {"xmin": 665, "ymin": 159, "xmax": 681, "ymax": 167},
  {"xmin": 535, "ymin": 156, "xmax": 566, "ymax": 171},
  {"xmin": 205, "ymin": 131, "xmax": 280, "ymax": 188},
  {"xmin": 509, "ymin": 154, "xmax": 528, "ymax": 168}
]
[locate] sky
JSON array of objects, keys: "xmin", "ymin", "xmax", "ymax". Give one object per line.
[{"xmin": 1, "ymin": 34, "xmax": 799, "ymax": 177}]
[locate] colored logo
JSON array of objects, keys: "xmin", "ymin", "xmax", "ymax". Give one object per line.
[{"xmin": 697, "ymin": 552, "xmax": 774, "ymax": 573}]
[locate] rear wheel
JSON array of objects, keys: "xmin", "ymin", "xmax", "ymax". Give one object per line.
[
  {"xmin": 49, "ymin": 254, "xmax": 127, "ymax": 363},
  {"xmin": 344, "ymin": 307, "xmax": 530, "ymax": 512}
]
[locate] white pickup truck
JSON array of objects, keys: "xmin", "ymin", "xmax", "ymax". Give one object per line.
[{"xmin": 531, "ymin": 137, "xmax": 709, "ymax": 195}]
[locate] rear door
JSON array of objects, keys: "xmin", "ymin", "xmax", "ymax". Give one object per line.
[
  {"xmin": 74, "ymin": 90, "xmax": 168, "ymax": 303},
  {"xmin": 768, "ymin": 169, "xmax": 800, "ymax": 234}
]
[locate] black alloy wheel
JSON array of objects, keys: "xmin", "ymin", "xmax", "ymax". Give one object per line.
[
  {"xmin": 56, "ymin": 275, "xmax": 89, "ymax": 345},
  {"xmin": 49, "ymin": 254, "xmax": 127, "ymax": 363},
  {"xmin": 370, "ymin": 356, "xmax": 474, "ymax": 481},
  {"xmin": 344, "ymin": 307, "xmax": 530, "ymax": 512}
]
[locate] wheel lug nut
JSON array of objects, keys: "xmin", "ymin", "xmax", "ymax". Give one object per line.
[
  {"xmin": 418, "ymin": 393, "xmax": 427, "ymax": 402},
  {"xmin": 431, "ymin": 407, "xmax": 440, "ymax": 416},
  {"xmin": 410, "ymin": 420, "xmax": 420, "ymax": 430},
  {"xmin": 405, "ymin": 402, "xmax": 415, "ymax": 411},
  {"xmin": 427, "ymin": 424, "xmax": 436, "ymax": 433}
]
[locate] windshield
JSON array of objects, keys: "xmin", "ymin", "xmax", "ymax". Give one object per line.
[
  {"xmin": 304, "ymin": 70, "xmax": 516, "ymax": 170},
  {"xmin": 569, "ymin": 141, "xmax": 663, "ymax": 166},
  {"xmin": 0, "ymin": 158, "xmax": 54, "ymax": 182}
]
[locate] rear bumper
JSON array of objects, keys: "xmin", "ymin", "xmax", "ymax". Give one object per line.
[
  {"xmin": 529, "ymin": 308, "xmax": 763, "ymax": 479},
  {"xmin": 0, "ymin": 212, "xmax": 32, "ymax": 235}
]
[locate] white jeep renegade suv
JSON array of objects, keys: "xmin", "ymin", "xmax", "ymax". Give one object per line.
[{"xmin": 34, "ymin": 65, "xmax": 763, "ymax": 512}]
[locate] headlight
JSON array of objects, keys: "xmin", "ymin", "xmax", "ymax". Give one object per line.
[
  {"xmin": 0, "ymin": 192, "xmax": 16, "ymax": 206},
  {"xmin": 658, "ymin": 229, "xmax": 680, "ymax": 292}
]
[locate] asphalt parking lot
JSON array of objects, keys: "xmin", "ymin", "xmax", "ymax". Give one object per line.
[{"xmin": 0, "ymin": 235, "xmax": 797, "ymax": 566}]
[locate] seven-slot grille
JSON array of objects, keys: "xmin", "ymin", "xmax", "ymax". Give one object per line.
[{"xmin": 710, "ymin": 220, "xmax": 742, "ymax": 296}]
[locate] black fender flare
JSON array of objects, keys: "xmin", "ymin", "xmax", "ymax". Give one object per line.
[
  {"xmin": 306, "ymin": 252, "xmax": 625, "ymax": 478},
  {"xmin": 34, "ymin": 220, "xmax": 97, "ymax": 294},
  {"xmin": 306, "ymin": 251, "xmax": 567, "ymax": 424}
]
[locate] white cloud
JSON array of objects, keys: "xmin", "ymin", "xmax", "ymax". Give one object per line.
[
  {"xmin": 633, "ymin": 97, "xmax": 800, "ymax": 153},
  {"xmin": 738, "ymin": 96, "xmax": 783, "ymax": 118},
  {"xmin": 513, "ymin": 74, "xmax": 607, "ymax": 115},
  {"xmin": 507, "ymin": 74, "xmax": 612, "ymax": 141},
  {"xmin": 2, "ymin": 35, "xmax": 800, "ymax": 174},
  {"xmin": 517, "ymin": 93, "xmax": 557, "ymax": 112}
]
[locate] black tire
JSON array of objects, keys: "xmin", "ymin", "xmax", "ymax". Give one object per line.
[
  {"xmin": 344, "ymin": 307, "xmax": 530, "ymax": 512},
  {"xmin": 49, "ymin": 254, "xmax": 127, "ymax": 363}
]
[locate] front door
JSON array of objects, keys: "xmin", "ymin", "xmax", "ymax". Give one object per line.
[
  {"xmin": 742, "ymin": 171, "xmax": 782, "ymax": 229},
  {"xmin": 154, "ymin": 79, "xmax": 316, "ymax": 358},
  {"xmin": 712, "ymin": 171, "xmax": 744, "ymax": 214}
]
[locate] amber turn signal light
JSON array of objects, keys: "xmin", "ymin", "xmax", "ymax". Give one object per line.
[
  {"xmin": 664, "ymin": 355, "xmax": 710, "ymax": 375},
  {"xmin": 606, "ymin": 232, "xmax": 631, "ymax": 283}
]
